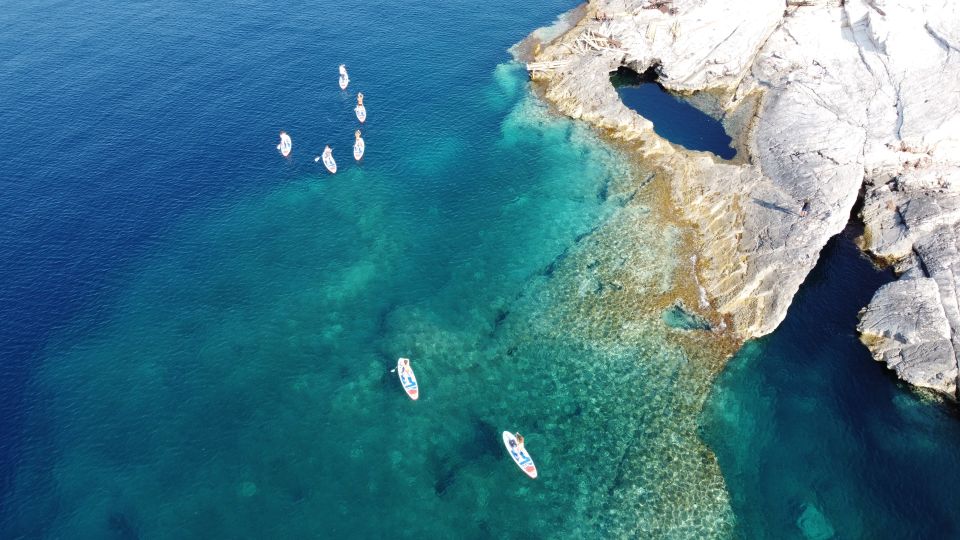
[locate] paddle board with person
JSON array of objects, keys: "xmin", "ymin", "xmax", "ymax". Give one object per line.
[
  {"xmin": 353, "ymin": 130, "xmax": 365, "ymax": 161},
  {"xmin": 316, "ymin": 145, "xmax": 337, "ymax": 174},
  {"xmin": 277, "ymin": 131, "xmax": 292, "ymax": 157},
  {"xmin": 355, "ymin": 92, "xmax": 366, "ymax": 123},
  {"xmin": 503, "ymin": 431, "xmax": 537, "ymax": 478},
  {"xmin": 391, "ymin": 357, "xmax": 419, "ymax": 400}
]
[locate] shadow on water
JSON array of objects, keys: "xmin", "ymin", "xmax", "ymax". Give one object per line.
[
  {"xmin": 433, "ymin": 418, "xmax": 501, "ymax": 496},
  {"xmin": 462, "ymin": 418, "xmax": 502, "ymax": 462},
  {"xmin": 610, "ymin": 67, "xmax": 736, "ymax": 159},
  {"xmin": 701, "ymin": 225, "xmax": 960, "ymax": 538},
  {"xmin": 107, "ymin": 512, "xmax": 139, "ymax": 540}
]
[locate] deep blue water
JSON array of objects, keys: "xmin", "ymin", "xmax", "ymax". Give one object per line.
[
  {"xmin": 3, "ymin": 0, "xmax": 960, "ymax": 537},
  {"xmin": 0, "ymin": 0, "xmax": 593, "ymax": 530},
  {"xmin": 611, "ymin": 69, "xmax": 736, "ymax": 159},
  {"xmin": 2, "ymin": 0, "xmax": 735, "ymax": 536},
  {"xmin": 702, "ymin": 228, "xmax": 960, "ymax": 538}
]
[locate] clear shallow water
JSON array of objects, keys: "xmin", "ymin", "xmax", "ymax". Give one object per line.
[
  {"xmin": 1, "ymin": 0, "xmax": 734, "ymax": 537},
  {"xmin": 611, "ymin": 69, "xmax": 736, "ymax": 159},
  {"xmin": 1, "ymin": 77, "xmax": 734, "ymax": 537},
  {"xmin": 702, "ymin": 228, "xmax": 960, "ymax": 538},
  {"xmin": 3, "ymin": 0, "xmax": 960, "ymax": 538}
]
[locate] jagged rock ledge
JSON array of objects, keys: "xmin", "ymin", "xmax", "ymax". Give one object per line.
[{"xmin": 522, "ymin": 0, "xmax": 960, "ymax": 398}]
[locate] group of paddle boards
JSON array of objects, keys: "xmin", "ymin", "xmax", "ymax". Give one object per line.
[
  {"xmin": 277, "ymin": 66, "xmax": 536, "ymax": 480},
  {"xmin": 275, "ymin": 64, "xmax": 367, "ymax": 173},
  {"xmin": 392, "ymin": 357, "xmax": 538, "ymax": 479}
]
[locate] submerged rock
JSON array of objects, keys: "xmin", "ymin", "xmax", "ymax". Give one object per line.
[
  {"xmin": 239, "ymin": 481, "xmax": 258, "ymax": 497},
  {"xmin": 662, "ymin": 300, "xmax": 712, "ymax": 331},
  {"xmin": 524, "ymin": 0, "xmax": 960, "ymax": 397},
  {"xmin": 796, "ymin": 502, "xmax": 836, "ymax": 540}
]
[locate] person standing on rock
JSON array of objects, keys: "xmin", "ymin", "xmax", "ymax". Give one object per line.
[{"xmin": 799, "ymin": 198, "xmax": 810, "ymax": 218}]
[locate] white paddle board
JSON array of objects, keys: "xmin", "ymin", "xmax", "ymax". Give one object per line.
[
  {"xmin": 355, "ymin": 104, "xmax": 366, "ymax": 123},
  {"xmin": 396, "ymin": 358, "xmax": 419, "ymax": 400},
  {"xmin": 321, "ymin": 149, "xmax": 337, "ymax": 174},
  {"xmin": 502, "ymin": 431, "xmax": 537, "ymax": 478},
  {"xmin": 353, "ymin": 137, "xmax": 365, "ymax": 161},
  {"xmin": 277, "ymin": 132, "xmax": 292, "ymax": 157}
]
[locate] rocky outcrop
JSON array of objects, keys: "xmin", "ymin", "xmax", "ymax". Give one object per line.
[
  {"xmin": 524, "ymin": 0, "xmax": 960, "ymax": 397},
  {"xmin": 858, "ymin": 278, "xmax": 958, "ymax": 395}
]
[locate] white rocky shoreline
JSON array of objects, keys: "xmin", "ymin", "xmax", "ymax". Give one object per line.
[{"xmin": 523, "ymin": 0, "xmax": 960, "ymax": 397}]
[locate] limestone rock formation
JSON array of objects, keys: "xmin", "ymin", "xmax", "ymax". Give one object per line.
[
  {"xmin": 858, "ymin": 278, "xmax": 958, "ymax": 395},
  {"xmin": 524, "ymin": 0, "xmax": 960, "ymax": 397}
]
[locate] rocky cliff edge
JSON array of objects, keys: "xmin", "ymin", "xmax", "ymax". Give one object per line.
[{"xmin": 525, "ymin": 0, "xmax": 960, "ymax": 397}]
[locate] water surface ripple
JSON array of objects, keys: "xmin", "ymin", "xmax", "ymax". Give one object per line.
[{"xmin": 3, "ymin": 0, "xmax": 960, "ymax": 538}]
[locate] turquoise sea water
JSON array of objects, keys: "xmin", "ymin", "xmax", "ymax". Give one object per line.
[
  {"xmin": 3, "ymin": 0, "xmax": 960, "ymax": 538},
  {"xmin": 1, "ymin": 0, "xmax": 732, "ymax": 537}
]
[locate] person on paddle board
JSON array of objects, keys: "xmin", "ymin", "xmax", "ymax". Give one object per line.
[
  {"xmin": 357, "ymin": 92, "xmax": 364, "ymax": 106},
  {"xmin": 509, "ymin": 433, "xmax": 525, "ymax": 450},
  {"xmin": 397, "ymin": 358, "xmax": 414, "ymax": 385}
]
